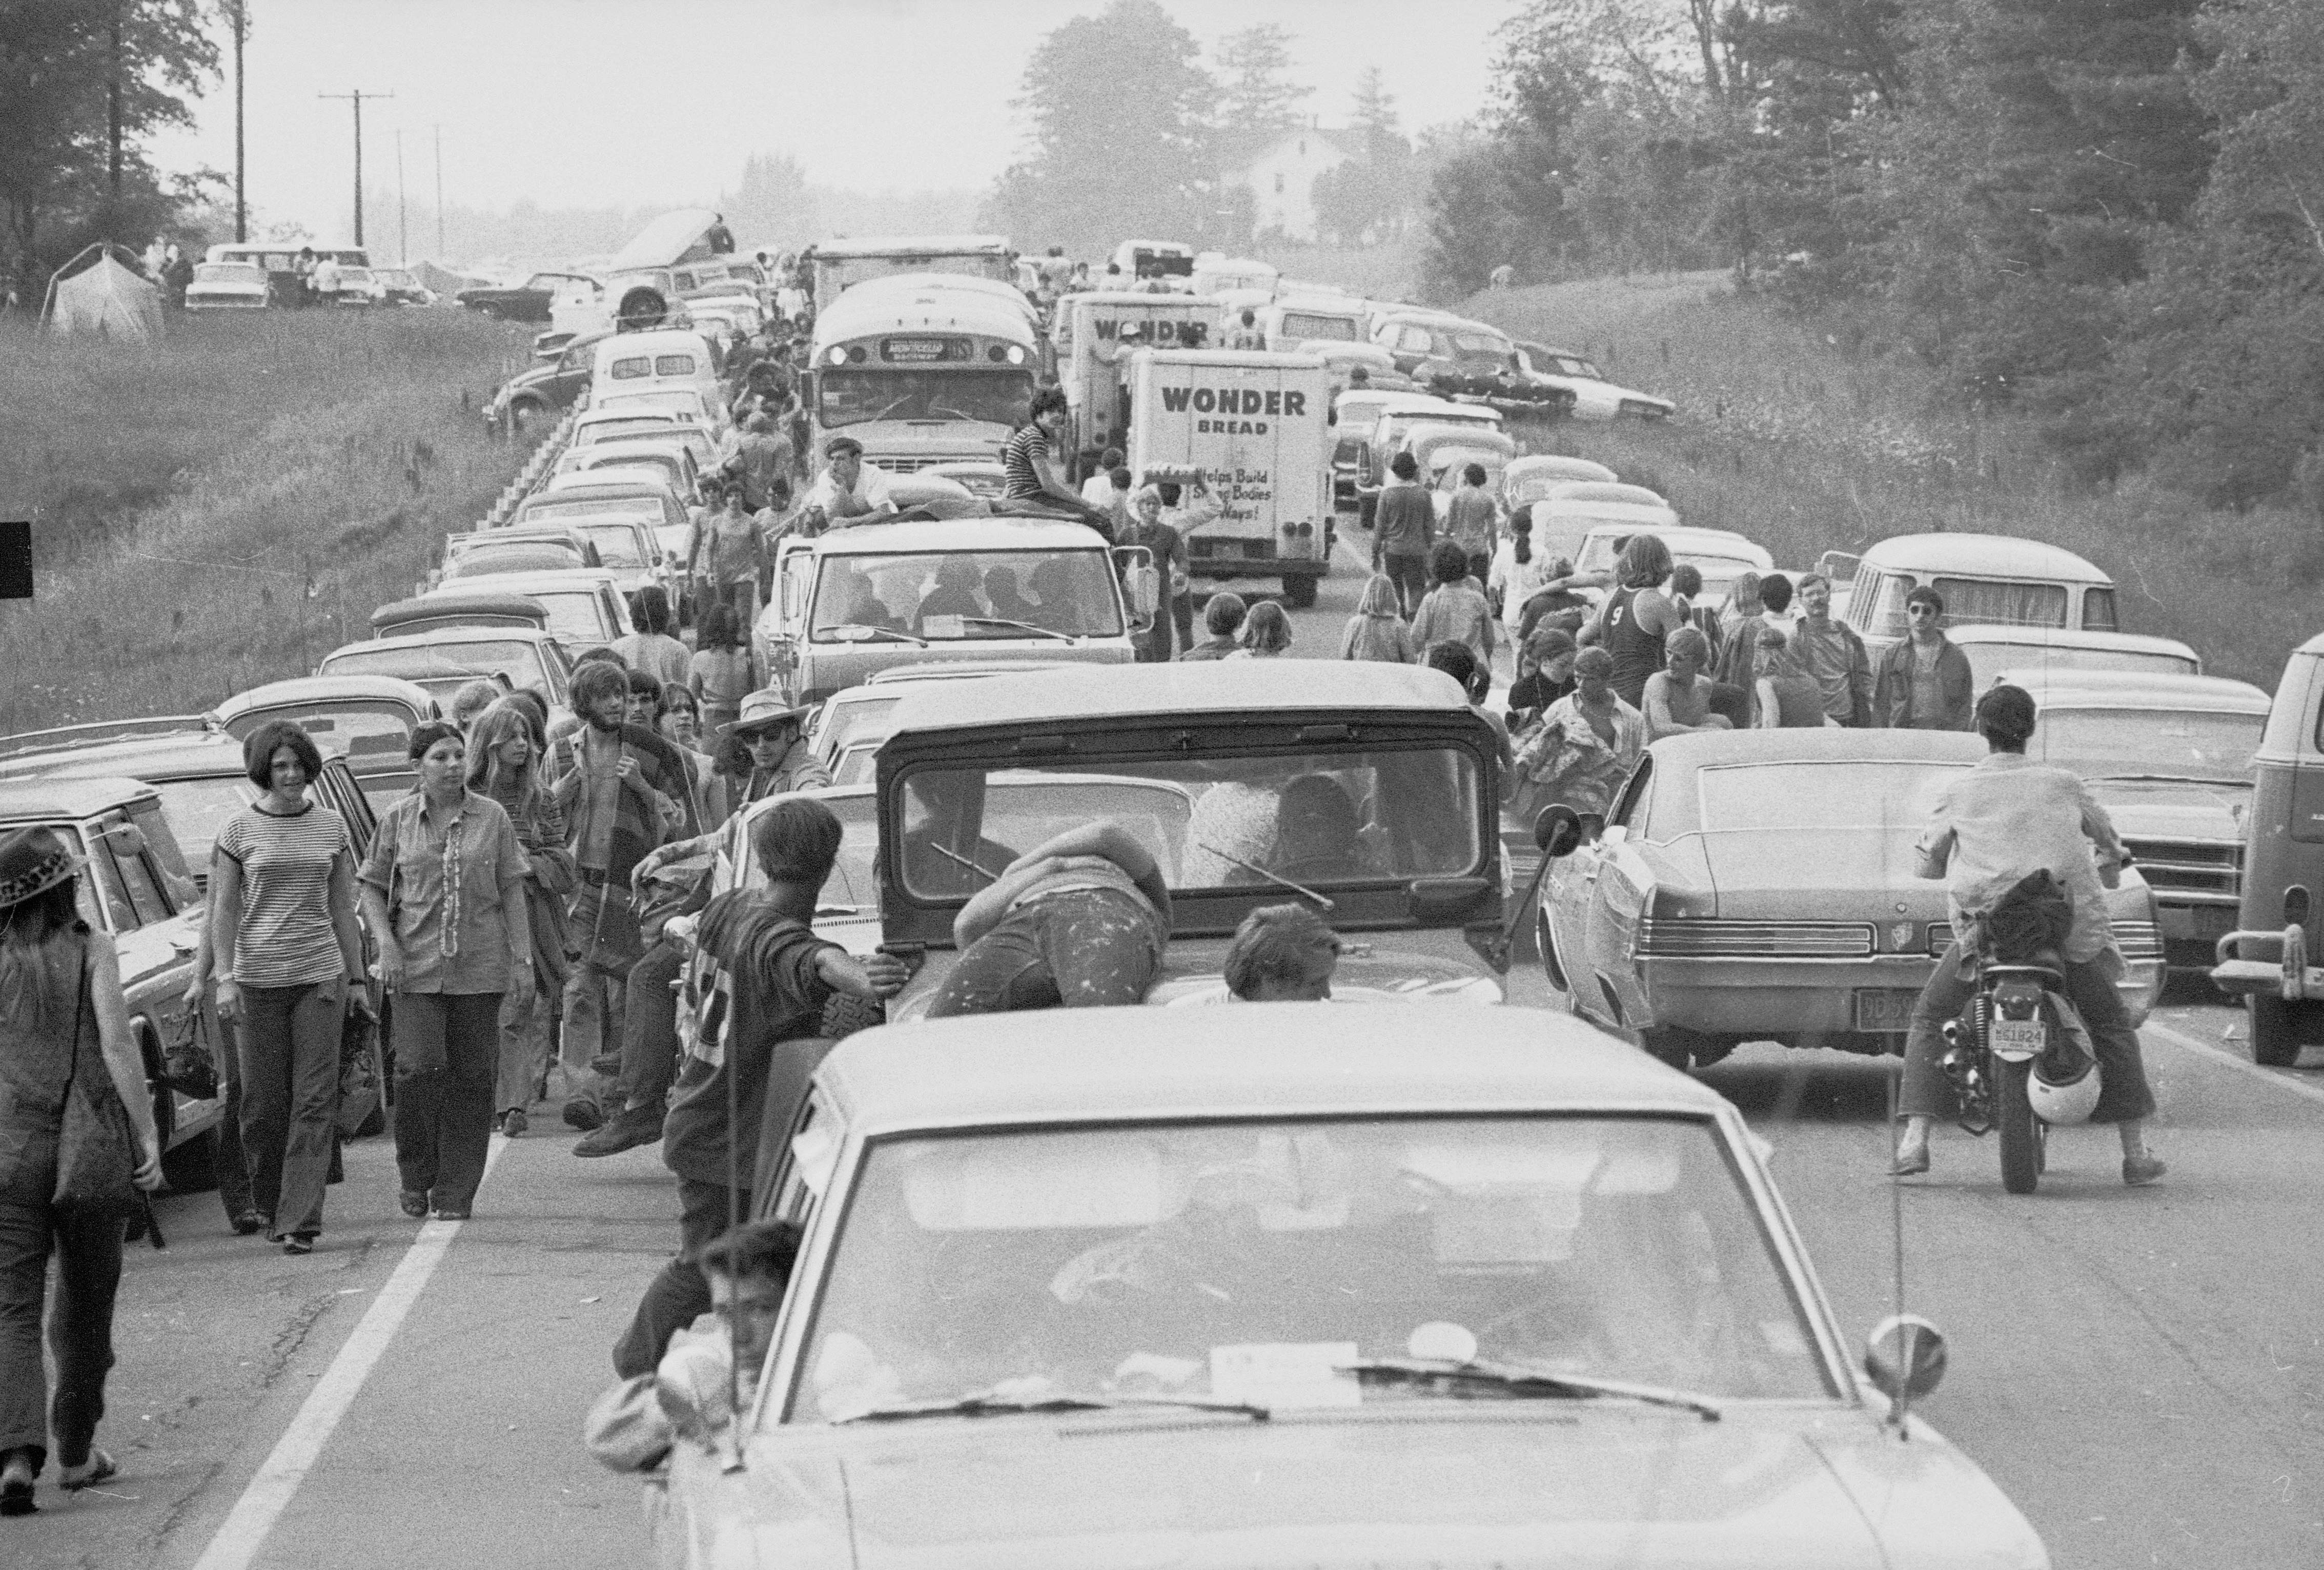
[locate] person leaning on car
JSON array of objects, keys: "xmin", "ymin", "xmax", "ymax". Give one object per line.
[{"xmin": 1873, "ymin": 585, "xmax": 1975, "ymax": 730}]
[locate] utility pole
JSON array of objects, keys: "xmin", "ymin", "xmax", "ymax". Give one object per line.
[
  {"xmin": 232, "ymin": 2, "xmax": 246, "ymax": 241},
  {"xmin": 318, "ymin": 88, "xmax": 392, "ymax": 247},
  {"xmin": 433, "ymin": 125, "xmax": 445, "ymax": 258},
  {"xmin": 395, "ymin": 128, "xmax": 407, "ymax": 264}
]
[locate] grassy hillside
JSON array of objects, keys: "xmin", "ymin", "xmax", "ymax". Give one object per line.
[
  {"xmin": 0, "ymin": 309, "xmax": 535, "ymax": 731},
  {"xmin": 1467, "ymin": 273, "xmax": 2312, "ymax": 690}
]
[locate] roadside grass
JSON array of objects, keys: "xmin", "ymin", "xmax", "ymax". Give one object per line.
[
  {"xmin": 1252, "ymin": 236, "xmax": 1419, "ymax": 300},
  {"xmin": 0, "ymin": 308, "xmax": 538, "ymax": 731},
  {"xmin": 1468, "ymin": 273, "xmax": 2313, "ymax": 689}
]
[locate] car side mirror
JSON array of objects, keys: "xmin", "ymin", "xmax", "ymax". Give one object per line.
[
  {"xmin": 1534, "ymin": 805, "xmax": 1583, "ymax": 858},
  {"xmin": 1862, "ymin": 1314, "xmax": 1947, "ymax": 1401}
]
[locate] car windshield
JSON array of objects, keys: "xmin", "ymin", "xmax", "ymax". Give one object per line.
[
  {"xmin": 792, "ymin": 1112, "xmax": 1830, "ymax": 1424},
  {"xmin": 1448, "ymin": 331, "xmax": 1512, "ymax": 358},
  {"xmin": 519, "ymin": 590, "xmax": 613, "ymax": 645},
  {"xmin": 895, "ymin": 750, "xmax": 1483, "ymax": 901},
  {"xmin": 2033, "ymin": 708, "xmax": 2264, "ymax": 784},
  {"xmin": 522, "ymin": 497, "xmax": 664, "ymax": 524},
  {"xmin": 222, "ymin": 703, "xmax": 416, "ymax": 769},
  {"xmin": 323, "ymin": 640, "xmax": 558, "ymax": 699},
  {"xmin": 576, "ymin": 418, "xmax": 677, "ymax": 443},
  {"xmin": 568, "ymin": 524, "xmax": 648, "ymax": 569},
  {"xmin": 811, "ymin": 550, "xmax": 1123, "ymax": 642},
  {"xmin": 1961, "ymin": 643, "xmax": 2196, "ymax": 687},
  {"xmin": 575, "ymin": 454, "xmax": 682, "ymax": 487},
  {"xmin": 595, "ymin": 391, "xmax": 705, "ymax": 421},
  {"xmin": 150, "ymin": 776, "xmax": 260, "ymax": 873},
  {"xmin": 1697, "ymin": 761, "xmax": 1971, "ymax": 834},
  {"xmin": 1280, "ymin": 311, "xmax": 1357, "ymax": 341},
  {"xmin": 1546, "ymin": 355, "xmax": 1602, "ymax": 378},
  {"xmin": 821, "ymin": 696, "xmax": 904, "ymax": 758},
  {"xmin": 818, "ymin": 369, "xmax": 1036, "ymax": 430}
]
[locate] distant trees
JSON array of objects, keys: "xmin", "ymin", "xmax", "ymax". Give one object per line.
[
  {"xmin": 1421, "ymin": 0, "xmax": 2324, "ymax": 514},
  {"xmin": 1312, "ymin": 67, "xmax": 1419, "ymax": 247},
  {"xmin": 0, "ymin": 0, "xmax": 220, "ymax": 267},
  {"xmin": 1215, "ymin": 24, "xmax": 1312, "ymax": 135}
]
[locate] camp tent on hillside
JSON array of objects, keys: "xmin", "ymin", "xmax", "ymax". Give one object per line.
[
  {"xmin": 411, "ymin": 259, "xmax": 487, "ymax": 297},
  {"xmin": 44, "ymin": 243, "xmax": 164, "ymax": 341}
]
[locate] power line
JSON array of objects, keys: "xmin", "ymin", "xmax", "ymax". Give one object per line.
[{"xmin": 318, "ymin": 88, "xmax": 393, "ymax": 247}]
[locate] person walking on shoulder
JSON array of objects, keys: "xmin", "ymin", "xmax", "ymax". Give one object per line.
[
  {"xmin": 209, "ymin": 722, "xmax": 365, "ymax": 1255},
  {"xmin": 0, "ymin": 828, "xmax": 165, "ymax": 1513},
  {"xmin": 1229, "ymin": 601, "xmax": 1294, "ymax": 659},
  {"xmin": 1178, "ymin": 593, "xmax": 1246, "ymax": 661},
  {"xmin": 360, "ymin": 723, "xmax": 533, "ymax": 1220},
  {"xmin": 1874, "ymin": 586, "xmax": 1974, "ymax": 730},
  {"xmin": 613, "ymin": 587, "xmax": 690, "ymax": 686},
  {"xmin": 1340, "ymin": 574, "xmax": 1417, "ymax": 663},
  {"xmin": 1790, "ymin": 572, "xmax": 1874, "ymax": 726},
  {"xmin": 1370, "ymin": 453, "xmax": 1435, "ymax": 619},
  {"xmin": 1410, "ymin": 541, "xmax": 1496, "ymax": 672},
  {"xmin": 468, "ymin": 705, "xmax": 573, "ymax": 1139},
  {"xmin": 687, "ymin": 604, "xmax": 756, "ymax": 740},
  {"xmin": 1444, "ymin": 463, "xmax": 1499, "ymax": 587}
]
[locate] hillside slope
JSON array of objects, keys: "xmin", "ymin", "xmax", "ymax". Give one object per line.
[{"xmin": 1468, "ymin": 274, "xmax": 2312, "ymax": 689}]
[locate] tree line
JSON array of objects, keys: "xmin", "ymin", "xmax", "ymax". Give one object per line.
[{"xmin": 1432, "ymin": 0, "xmax": 2324, "ymax": 514}]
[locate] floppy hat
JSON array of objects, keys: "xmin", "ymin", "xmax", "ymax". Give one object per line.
[
  {"xmin": 0, "ymin": 826, "xmax": 88, "ymax": 908},
  {"xmin": 719, "ymin": 689, "xmax": 814, "ymax": 740}
]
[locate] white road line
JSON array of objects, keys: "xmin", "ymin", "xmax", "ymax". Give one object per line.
[
  {"xmin": 189, "ymin": 1135, "xmax": 512, "ymax": 1570},
  {"xmin": 2144, "ymin": 1017, "xmax": 2324, "ymax": 1111}
]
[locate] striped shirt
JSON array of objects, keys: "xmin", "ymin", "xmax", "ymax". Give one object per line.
[
  {"xmin": 214, "ymin": 803, "xmax": 351, "ymax": 988},
  {"xmin": 1001, "ymin": 424, "xmax": 1050, "ymax": 499}
]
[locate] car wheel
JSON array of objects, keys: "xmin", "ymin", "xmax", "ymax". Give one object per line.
[
  {"xmin": 508, "ymin": 399, "xmax": 547, "ymax": 435},
  {"xmin": 161, "ymin": 1126, "xmax": 220, "ymax": 1194},
  {"xmin": 1281, "ymin": 575, "xmax": 1317, "ymax": 609},
  {"xmin": 2249, "ymin": 992, "xmax": 2307, "ymax": 1067}
]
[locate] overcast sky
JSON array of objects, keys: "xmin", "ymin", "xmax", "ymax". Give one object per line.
[{"xmin": 148, "ymin": 0, "xmax": 1515, "ymax": 234}]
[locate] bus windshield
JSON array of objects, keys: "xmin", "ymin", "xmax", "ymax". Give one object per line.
[
  {"xmin": 811, "ymin": 549, "xmax": 1122, "ymax": 642},
  {"xmin": 819, "ymin": 368, "xmax": 1033, "ymax": 429}
]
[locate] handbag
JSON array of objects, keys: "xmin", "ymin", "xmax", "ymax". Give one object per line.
[
  {"xmin": 53, "ymin": 942, "xmax": 141, "ymax": 1216},
  {"xmin": 336, "ymin": 1003, "xmax": 381, "ymax": 1138}
]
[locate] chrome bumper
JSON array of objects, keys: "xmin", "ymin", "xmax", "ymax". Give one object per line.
[{"xmin": 2212, "ymin": 924, "xmax": 2321, "ymax": 998}]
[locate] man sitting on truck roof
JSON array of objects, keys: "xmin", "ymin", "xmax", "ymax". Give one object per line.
[
  {"xmin": 1002, "ymin": 388, "xmax": 1115, "ymax": 539},
  {"xmin": 802, "ymin": 436, "xmax": 895, "ymax": 529}
]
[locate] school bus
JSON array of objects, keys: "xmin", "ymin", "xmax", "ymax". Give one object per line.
[
  {"xmin": 808, "ymin": 279, "xmax": 1040, "ymax": 473},
  {"xmin": 808, "ymin": 235, "xmax": 1013, "ymax": 303}
]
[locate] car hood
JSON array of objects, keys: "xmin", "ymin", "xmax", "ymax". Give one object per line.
[
  {"xmin": 1691, "ymin": 829, "xmax": 1942, "ymax": 922},
  {"xmin": 680, "ymin": 1407, "xmax": 2043, "ymax": 1569},
  {"xmin": 2081, "ymin": 777, "xmax": 2248, "ymax": 843},
  {"xmin": 846, "ymin": 423, "xmax": 1012, "ymax": 460}
]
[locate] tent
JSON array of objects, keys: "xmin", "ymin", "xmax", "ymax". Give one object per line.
[
  {"xmin": 43, "ymin": 243, "xmax": 164, "ymax": 341},
  {"xmin": 411, "ymin": 258, "xmax": 487, "ymax": 297}
]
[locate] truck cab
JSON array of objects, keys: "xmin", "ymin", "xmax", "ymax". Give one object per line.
[{"xmin": 756, "ymin": 514, "xmax": 1145, "ymax": 707}]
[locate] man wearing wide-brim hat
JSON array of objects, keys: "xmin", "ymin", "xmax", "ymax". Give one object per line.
[{"xmin": 721, "ymin": 690, "xmax": 830, "ymax": 808}]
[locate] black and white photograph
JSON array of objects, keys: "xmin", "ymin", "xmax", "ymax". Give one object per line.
[{"xmin": 1, "ymin": 1, "xmax": 2319, "ymax": 1565}]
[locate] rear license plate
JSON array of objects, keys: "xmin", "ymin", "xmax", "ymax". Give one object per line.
[
  {"xmin": 1853, "ymin": 990, "xmax": 1920, "ymax": 1032},
  {"xmin": 1990, "ymin": 1017, "xmax": 2046, "ymax": 1057}
]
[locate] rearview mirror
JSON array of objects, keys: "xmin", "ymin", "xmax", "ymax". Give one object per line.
[
  {"xmin": 1534, "ymin": 805, "xmax": 1583, "ymax": 858},
  {"xmin": 1862, "ymin": 1314, "xmax": 1947, "ymax": 1401}
]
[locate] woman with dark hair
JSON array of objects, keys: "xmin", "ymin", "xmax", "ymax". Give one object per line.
[
  {"xmin": 1587, "ymin": 533, "xmax": 1680, "ymax": 709},
  {"xmin": 0, "ymin": 828, "xmax": 164, "ymax": 1513},
  {"xmin": 614, "ymin": 585, "xmax": 690, "ymax": 687},
  {"xmin": 359, "ymin": 723, "xmax": 533, "ymax": 1220},
  {"xmin": 466, "ymin": 705, "xmax": 572, "ymax": 1137},
  {"xmin": 688, "ymin": 603, "xmax": 755, "ymax": 739},
  {"xmin": 1410, "ymin": 540, "xmax": 1496, "ymax": 671},
  {"xmin": 209, "ymin": 721, "xmax": 363, "ymax": 1255},
  {"xmin": 1371, "ymin": 451, "xmax": 1436, "ymax": 618},
  {"xmin": 1177, "ymin": 592, "xmax": 1246, "ymax": 661},
  {"xmin": 655, "ymin": 684, "xmax": 727, "ymax": 830}
]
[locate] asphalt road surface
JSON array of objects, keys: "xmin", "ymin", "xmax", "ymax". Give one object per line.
[{"xmin": 12, "ymin": 534, "xmax": 2321, "ymax": 1569}]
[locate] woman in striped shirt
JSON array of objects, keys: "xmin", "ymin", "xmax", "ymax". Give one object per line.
[{"xmin": 209, "ymin": 722, "xmax": 365, "ymax": 1255}]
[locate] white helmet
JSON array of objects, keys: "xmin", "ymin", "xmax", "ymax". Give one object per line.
[{"xmin": 2028, "ymin": 1057, "xmax": 2102, "ymax": 1125}]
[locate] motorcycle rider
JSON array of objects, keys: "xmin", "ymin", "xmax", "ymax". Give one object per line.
[{"xmin": 1890, "ymin": 684, "xmax": 2165, "ymax": 1185}]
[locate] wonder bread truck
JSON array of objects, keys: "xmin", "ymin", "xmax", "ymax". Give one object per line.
[{"xmin": 1125, "ymin": 348, "xmax": 1334, "ymax": 607}]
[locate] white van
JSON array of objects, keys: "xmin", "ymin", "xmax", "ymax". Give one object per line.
[
  {"xmin": 1842, "ymin": 534, "xmax": 2118, "ymax": 658},
  {"xmin": 1259, "ymin": 296, "xmax": 1366, "ymax": 350},
  {"xmin": 589, "ymin": 329, "xmax": 722, "ymax": 415},
  {"xmin": 1529, "ymin": 482, "xmax": 1679, "ymax": 567}
]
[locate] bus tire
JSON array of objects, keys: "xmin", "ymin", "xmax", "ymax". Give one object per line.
[{"xmin": 1281, "ymin": 575, "xmax": 1317, "ymax": 609}]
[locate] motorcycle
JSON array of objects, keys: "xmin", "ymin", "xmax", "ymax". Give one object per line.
[{"xmin": 1939, "ymin": 954, "xmax": 2103, "ymax": 1194}]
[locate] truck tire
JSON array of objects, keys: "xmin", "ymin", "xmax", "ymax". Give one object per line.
[
  {"xmin": 1281, "ymin": 575, "xmax": 1317, "ymax": 609},
  {"xmin": 1997, "ymin": 1056, "xmax": 2040, "ymax": 1194},
  {"xmin": 2249, "ymin": 993, "xmax": 2307, "ymax": 1067},
  {"xmin": 617, "ymin": 284, "xmax": 668, "ymax": 331}
]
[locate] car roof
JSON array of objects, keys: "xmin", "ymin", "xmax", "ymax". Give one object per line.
[
  {"xmin": 797, "ymin": 517, "xmax": 1111, "ymax": 557},
  {"xmin": 1944, "ymin": 626, "xmax": 2195, "ymax": 656},
  {"xmin": 813, "ymin": 234, "xmax": 1008, "ymax": 258},
  {"xmin": 573, "ymin": 407, "xmax": 680, "ymax": 427},
  {"xmin": 1652, "ymin": 726, "xmax": 1990, "ymax": 770},
  {"xmin": 592, "ymin": 328, "xmax": 712, "ymax": 359},
  {"xmin": 537, "ymin": 471, "xmax": 680, "ymax": 500},
  {"xmin": 450, "ymin": 526, "xmax": 587, "ymax": 550},
  {"xmin": 567, "ymin": 439, "xmax": 692, "ymax": 463},
  {"xmin": 0, "ymin": 728, "xmax": 242, "ymax": 783},
  {"xmin": 1993, "ymin": 670, "xmax": 2272, "ymax": 712},
  {"xmin": 814, "ymin": 283, "xmax": 1036, "ymax": 348},
  {"xmin": 0, "ymin": 776, "xmax": 164, "ymax": 824},
  {"xmin": 1860, "ymin": 533, "xmax": 2111, "ymax": 584},
  {"xmin": 886, "ymin": 660, "xmax": 1469, "ymax": 737},
  {"xmin": 326, "ymin": 626, "xmax": 557, "ymax": 659},
  {"xmin": 213, "ymin": 675, "xmax": 437, "ymax": 718},
  {"xmin": 423, "ymin": 569, "xmax": 617, "ymax": 594},
  {"xmin": 1582, "ymin": 524, "xmax": 1762, "ymax": 554},
  {"xmin": 819, "ymin": 1004, "xmax": 1726, "ymax": 1134},
  {"xmin": 1550, "ymin": 482, "xmax": 1670, "ymax": 506},
  {"xmin": 1134, "ymin": 348, "xmax": 1328, "ymax": 371}
]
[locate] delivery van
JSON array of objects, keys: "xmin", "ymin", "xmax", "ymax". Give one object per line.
[
  {"xmin": 1126, "ymin": 349, "xmax": 1335, "ymax": 607},
  {"xmin": 1058, "ymin": 292, "xmax": 1218, "ymax": 478}
]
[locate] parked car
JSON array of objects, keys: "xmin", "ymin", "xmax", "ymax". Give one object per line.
[
  {"xmin": 418, "ymin": 569, "xmax": 633, "ymax": 651},
  {"xmin": 484, "ymin": 330, "xmax": 611, "ymax": 435},
  {"xmin": 1572, "ymin": 523, "xmax": 1773, "ymax": 608},
  {"xmin": 1356, "ymin": 404, "xmax": 1508, "ymax": 526},
  {"xmin": 0, "ymin": 777, "xmax": 228, "ymax": 1187},
  {"xmin": 1532, "ymin": 482, "xmax": 1680, "ymax": 567},
  {"xmin": 456, "ymin": 270, "xmax": 601, "ymax": 323},
  {"xmin": 517, "ymin": 472, "xmax": 692, "ymax": 536},
  {"xmin": 322, "ymin": 265, "xmax": 389, "ymax": 307},
  {"xmin": 183, "ymin": 261, "xmax": 271, "ymax": 310},
  {"xmin": 1992, "ymin": 669, "xmax": 2269, "ymax": 971},
  {"xmin": 1512, "ymin": 340, "xmax": 1676, "ymax": 420},
  {"xmin": 318, "ymin": 624, "xmax": 575, "ymax": 731},
  {"xmin": 1504, "ymin": 454, "xmax": 1619, "ymax": 515},
  {"xmin": 439, "ymin": 540, "xmax": 593, "ymax": 583},
  {"xmin": 210, "ymin": 675, "xmax": 440, "ymax": 811},
  {"xmin": 805, "ymin": 661, "xmax": 1075, "ymax": 778},
  {"xmin": 514, "ymin": 512, "xmax": 667, "ymax": 603},
  {"xmin": 1536, "ymin": 727, "xmax": 2165, "ymax": 1069},
  {"xmin": 370, "ymin": 589, "xmax": 552, "ymax": 641},
  {"xmin": 1370, "ymin": 309, "xmax": 1517, "ymax": 381},
  {"xmin": 872, "ymin": 662, "xmax": 1510, "ymax": 1013},
  {"xmin": 1948, "ymin": 626, "xmax": 2201, "ymax": 688},
  {"xmin": 2213, "ymin": 629, "xmax": 2324, "ymax": 1064},
  {"xmin": 1844, "ymin": 534, "xmax": 2118, "ymax": 661},
  {"xmin": 555, "ymin": 440, "xmax": 702, "ymax": 503},
  {"xmin": 588, "ymin": 384, "xmax": 726, "ymax": 434},
  {"xmin": 570, "ymin": 409, "xmax": 719, "ymax": 468},
  {"xmin": 648, "ymin": 1004, "xmax": 2049, "ymax": 1569},
  {"xmin": 918, "ymin": 460, "xmax": 1009, "ymax": 499}
]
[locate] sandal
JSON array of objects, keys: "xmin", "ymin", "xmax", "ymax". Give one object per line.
[
  {"xmin": 59, "ymin": 1448, "xmax": 116, "ymax": 1492},
  {"xmin": 1, "ymin": 1451, "xmax": 34, "ymax": 1516}
]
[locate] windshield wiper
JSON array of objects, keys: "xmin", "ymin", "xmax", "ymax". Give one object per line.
[
  {"xmin": 825, "ymin": 624, "xmax": 927, "ymax": 646},
  {"xmin": 1190, "ymin": 839, "xmax": 1336, "ymax": 911},
  {"xmin": 955, "ymin": 616, "xmax": 1078, "ymax": 643},
  {"xmin": 838, "ymin": 1388, "xmax": 1271, "ymax": 1425},
  {"xmin": 1339, "ymin": 1358, "xmax": 1722, "ymax": 1422}
]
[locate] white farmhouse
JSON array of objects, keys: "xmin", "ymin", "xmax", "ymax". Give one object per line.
[{"xmin": 1219, "ymin": 126, "xmax": 1365, "ymax": 243}]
